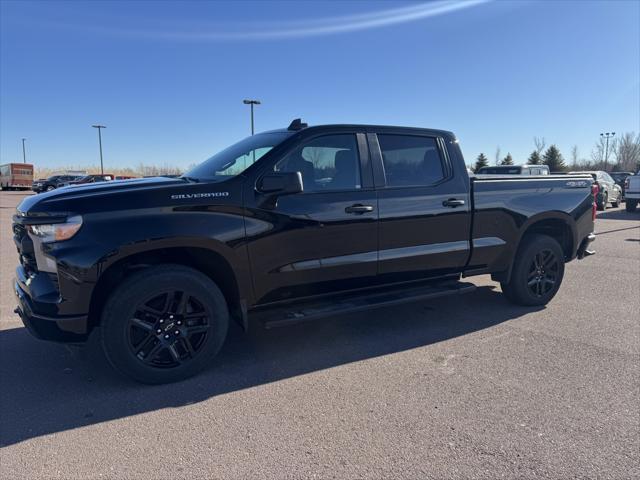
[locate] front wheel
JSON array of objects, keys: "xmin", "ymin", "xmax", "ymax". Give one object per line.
[
  {"xmin": 100, "ymin": 265, "xmax": 229, "ymax": 384},
  {"xmin": 501, "ymin": 234, "xmax": 565, "ymax": 306}
]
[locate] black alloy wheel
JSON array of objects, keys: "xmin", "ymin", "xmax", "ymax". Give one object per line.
[
  {"xmin": 128, "ymin": 290, "xmax": 211, "ymax": 368},
  {"xmin": 501, "ymin": 233, "xmax": 565, "ymax": 306},
  {"xmin": 526, "ymin": 249, "xmax": 559, "ymax": 298},
  {"xmin": 101, "ymin": 265, "xmax": 229, "ymax": 384}
]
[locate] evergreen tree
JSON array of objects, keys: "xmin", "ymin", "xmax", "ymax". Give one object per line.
[
  {"xmin": 473, "ymin": 153, "xmax": 489, "ymax": 172},
  {"xmin": 542, "ymin": 145, "xmax": 566, "ymax": 172},
  {"xmin": 501, "ymin": 153, "xmax": 514, "ymax": 165},
  {"xmin": 527, "ymin": 150, "xmax": 542, "ymax": 165}
]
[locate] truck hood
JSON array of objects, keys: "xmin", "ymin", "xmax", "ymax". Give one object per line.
[{"xmin": 17, "ymin": 176, "xmax": 185, "ymax": 215}]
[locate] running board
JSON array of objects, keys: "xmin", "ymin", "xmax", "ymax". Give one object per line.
[{"xmin": 255, "ymin": 281, "xmax": 476, "ymax": 329}]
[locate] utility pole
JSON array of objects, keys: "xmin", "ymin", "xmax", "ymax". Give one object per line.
[
  {"xmin": 92, "ymin": 125, "xmax": 106, "ymax": 174},
  {"xmin": 21, "ymin": 138, "xmax": 26, "ymax": 163},
  {"xmin": 600, "ymin": 132, "xmax": 615, "ymax": 171},
  {"xmin": 243, "ymin": 99, "xmax": 261, "ymax": 135}
]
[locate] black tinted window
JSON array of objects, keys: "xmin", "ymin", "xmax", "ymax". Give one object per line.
[
  {"xmin": 378, "ymin": 135, "xmax": 445, "ymax": 187},
  {"xmin": 276, "ymin": 134, "xmax": 361, "ymax": 192}
]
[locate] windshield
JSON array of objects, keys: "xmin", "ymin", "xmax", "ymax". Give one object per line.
[{"xmin": 185, "ymin": 132, "xmax": 292, "ymax": 181}]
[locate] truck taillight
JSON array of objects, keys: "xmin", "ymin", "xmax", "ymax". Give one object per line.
[
  {"xmin": 624, "ymin": 177, "xmax": 630, "ymax": 189},
  {"xmin": 591, "ymin": 183, "xmax": 599, "ymax": 221}
]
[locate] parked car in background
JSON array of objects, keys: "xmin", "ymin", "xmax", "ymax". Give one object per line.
[
  {"xmin": 32, "ymin": 174, "xmax": 83, "ymax": 193},
  {"xmin": 610, "ymin": 171, "xmax": 634, "ymax": 201},
  {"xmin": 115, "ymin": 175, "xmax": 138, "ymax": 180},
  {"xmin": 63, "ymin": 174, "xmax": 114, "ymax": 186},
  {"xmin": 476, "ymin": 164, "xmax": 550, "ymax": 175},
  {"xmin": 624, "ymin": 172, "xmax": 640, "ymax": 212},
  {"xmin": 568, "ymin": 170, "xmax": 622, "ymax": 210},
  {"xmin": 0, "ymin": 163, "xmax": 34, "ymax": 190}
]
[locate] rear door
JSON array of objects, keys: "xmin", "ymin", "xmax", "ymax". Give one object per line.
[
  {"xmin": 245, "ymin": 130, "xmax": 378, "ymax": 304},
  {"xmin": 369, "ymin": 131, "xmax": 471, "ymax": 280}
]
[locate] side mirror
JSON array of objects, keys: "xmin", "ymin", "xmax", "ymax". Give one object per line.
[{"xmin": 257, "ymin": 171, "xmax": 303, "ymax": 195}]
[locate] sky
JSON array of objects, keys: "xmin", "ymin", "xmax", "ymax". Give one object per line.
[{"xmin": 1, "ymin": 0, "xmax": 639, "ymax": 171}]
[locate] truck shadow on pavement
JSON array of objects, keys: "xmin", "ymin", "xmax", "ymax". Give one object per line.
[{"xmin": 0, "ymin": 285, "xmax": 542, "ymax": 447}]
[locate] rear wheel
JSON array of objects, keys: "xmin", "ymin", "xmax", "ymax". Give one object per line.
[
  {"xmin": 501, "ymin": 234, "xmax": 565, "ymax": 306},
  {"xmin": 100, "ymin": 265, "xmax": 229, "ymax": 384},
  {"xmin": 627, "ymin": 199, "xmax": 638, "ymax": 212}
]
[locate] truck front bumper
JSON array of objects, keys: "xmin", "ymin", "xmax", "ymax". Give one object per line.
[{"xmin": 14, "ymin": 267, "xmax": 89, "ymax": 343}]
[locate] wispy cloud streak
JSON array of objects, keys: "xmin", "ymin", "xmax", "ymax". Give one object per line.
[{"xmin": 86, "ymin": 1, "xmax": 493, "ymax": 41}]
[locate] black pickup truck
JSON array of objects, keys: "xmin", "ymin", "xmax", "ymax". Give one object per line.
[{"xmin": 13, "ymin": 121, "xmax": 596, "ymax": 383}]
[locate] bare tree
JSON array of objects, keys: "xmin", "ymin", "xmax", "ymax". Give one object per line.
[
  {"xmin": 571, "ymin": 145, "xmax": 579, "ymax": 168},
  {"xmin": 614, "ymin": 132, "xmax": 640, "ymax": 171},
  {"xmin": 590, "ymin": 137, "xmax": 606, "ymax": 167},
  {"xmin": 494, "ymin": 146, "xmax": 501, "ymax": 166},
  {"xmin": 534, "ymin": 136, "xmax": 546, "ymax": 155}
]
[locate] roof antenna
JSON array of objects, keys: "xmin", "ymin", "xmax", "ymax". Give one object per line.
[{"xmin": 287, "ymin": 118, "xmax": 308, "ymax": 131}]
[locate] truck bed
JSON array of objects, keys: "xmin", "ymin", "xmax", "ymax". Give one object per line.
[{"xmin": 465, "ymin": 174, "xmax": 595, "ymax": 276}]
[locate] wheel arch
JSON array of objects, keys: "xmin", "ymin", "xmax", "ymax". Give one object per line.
[
  {"xmin": 88, "ymin": 246, "xmax": 246, "ymax": 332},
  {"xmin": 492, "ymin": 212, "xmax": 575, "ymax": 283}
]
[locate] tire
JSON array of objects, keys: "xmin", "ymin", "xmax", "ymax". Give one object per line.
[
  {"xmin": 501, "ymin": 234, "xmax": 565, "ymax": 306},
  {"xmin": 100, "ymin": 264, "xmax": 229, "ymax": 384},
  {"xmin": 627, "ymin": 200, "xmax": 638, "ymax": 212},
  {"xmin": 597, "ymin": 192, "xmax": 607, "ymax": 211},
  {"xmin": 46, "ymin": 185, "xmax": 55, "ymax": 191}
]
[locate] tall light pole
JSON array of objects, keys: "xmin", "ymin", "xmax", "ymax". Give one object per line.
[
  {"xmin": 600, "ymin": 132, "xmax": 615, "ymax": 171},
  {"xmin": 21, "ymin": 138, "xmax": 26, "ymax": 164},
  {"xmin": 243, "ymin": 99, "xmax": 261, "ymax": 135},
  {"xmin": 92, "ymin": 125, "xmax": 106, "ymax": 174}
]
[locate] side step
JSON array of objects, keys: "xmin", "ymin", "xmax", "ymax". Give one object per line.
[{"xmin": 254, "ymin": 281, "xmax": 476, "ymax": 329}]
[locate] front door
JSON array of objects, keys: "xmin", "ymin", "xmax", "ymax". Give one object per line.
[{"xmin": 245, "ymin": 131, "xmax": 378, "ymax": 304}]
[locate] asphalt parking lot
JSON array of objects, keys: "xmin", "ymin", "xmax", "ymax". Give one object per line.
[{"xmin": 0, "ymin": 190, "xmax": 638, "ymax": 479}]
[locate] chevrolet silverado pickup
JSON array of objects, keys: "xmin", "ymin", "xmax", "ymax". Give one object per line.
[{"xmin": 13, "ymin": 121, "xmax": 597, "ymax": 383}]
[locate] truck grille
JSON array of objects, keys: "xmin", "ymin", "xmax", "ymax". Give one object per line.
[{"xmin": 12, "ymin": 222, "xmax": 38, "ymax": 274}]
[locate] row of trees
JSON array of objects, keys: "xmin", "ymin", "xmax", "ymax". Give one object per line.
[
  {"xmin": 34, "ymin": 162, "xmax": 186, "ymax": 180},
  {"xmin": 472, "ymin": 132, "xmax": 640, "ymax": 173}
]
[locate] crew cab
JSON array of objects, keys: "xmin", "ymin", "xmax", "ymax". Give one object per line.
[{"xmin": 13, "ymin": 121, "xmax": 597, "ymax": 383}]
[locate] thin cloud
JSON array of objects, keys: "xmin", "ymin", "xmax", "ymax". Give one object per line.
[{"xmin": 81, "ymin": 0, "xmax": 493, "ymax": 41}]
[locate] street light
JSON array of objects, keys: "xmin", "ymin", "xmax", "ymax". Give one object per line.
[
  {"xmin": 21, "ymin": 138, "xmax": 26, "ymax": 164},
  {"xmin": 92, "ymin": 125, "xmax": 106, "ymax": 174},
  {"xmin": 243, "ymin": 99, "xmax": 261, "ymax": 135},
  {"xmin": 600, "ymin": 132, "xmax": 615, "ymax": 171}
]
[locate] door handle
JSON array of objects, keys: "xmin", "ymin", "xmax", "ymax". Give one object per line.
[
  {"xmin": 442, "ymin": 198, "xmax": 465, "ymax": 208},
  {"xmin": 345, "ymin": 204, "xmax": 374, "ymax": 214}
]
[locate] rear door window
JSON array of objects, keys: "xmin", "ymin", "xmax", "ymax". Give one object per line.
[{"xmin": 377, "ymin": 135, "xmax": 445, "ymax": 187}]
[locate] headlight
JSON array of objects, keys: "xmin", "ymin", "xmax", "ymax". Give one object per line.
[{"xmin": 28, "ymin": 215, "xmax": 83, "ymax": 243}]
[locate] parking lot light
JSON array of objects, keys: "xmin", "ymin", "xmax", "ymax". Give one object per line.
[{"xmin": 92, "ymin": 125, "xmax": 106, "ymax": 174}]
